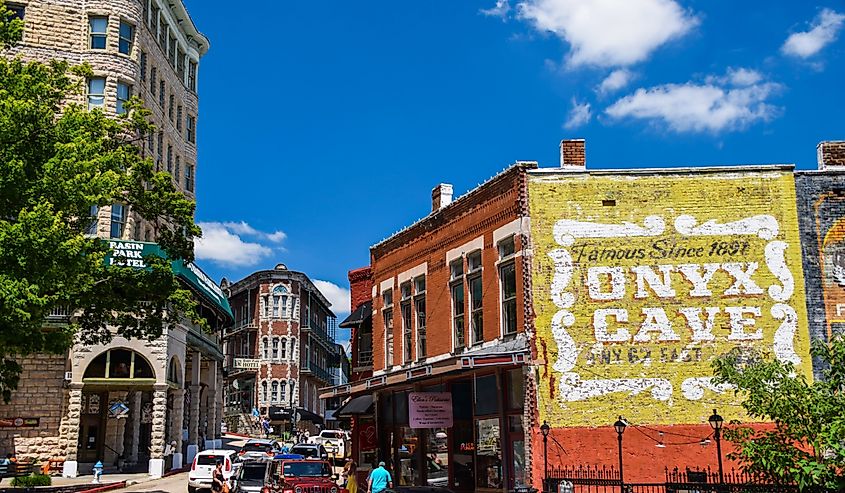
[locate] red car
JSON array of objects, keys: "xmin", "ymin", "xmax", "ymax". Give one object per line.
[{"xmin": 262, "ymin": 459, "xmax": 346, "ymax": 493}]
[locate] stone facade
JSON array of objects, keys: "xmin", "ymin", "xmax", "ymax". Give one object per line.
[{"xmin": 0, "ymin": 355, "xmax": 67, "ymax": 461}]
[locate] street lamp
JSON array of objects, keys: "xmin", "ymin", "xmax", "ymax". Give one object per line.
[
  {"xmin": 613, "ymin": 416, "xmax": 626, "ymax": 493},
  {"xmin": 708, "ymin": 409, "xmax": 725, "ymax": 485},
  {"xmin": 540, "ymin": 421, "xmax": 550, "ymax": 492}
]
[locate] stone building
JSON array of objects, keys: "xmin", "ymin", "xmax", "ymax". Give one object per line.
[
  {"xmin": 0, "ymin": 0, "xmax": 225, "ymax": 479},
  {"xmin": 222, "ymin": 265, "xmax": 341, "ymax": 437},
  {"xmin": 327, "ymin": 139, "xmax": 845, "ymax": 487}
]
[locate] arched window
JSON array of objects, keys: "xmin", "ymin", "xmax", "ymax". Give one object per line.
[
  {"xmin": 272, "ymin": 337, "xmax": 279, "ymax": 359},
  {"xmin": 280, "ymin": 338, "xmax": 287, "ymax": 359},
  {"xmin": 272, "ymin": 286, "xmax": 288, "ymax": 318},
  {"xmin": 83, "ymin": 349, "xmax": 155, "ymax": 381},
  {"xmin": 280, "ymin": 380, "xmax": 287, "ymax": 402},
  {"xmin": 262, "ymin": 338, "xmax": 269, "ymax": 359},
  {"xmin": 261, "ymin": 381, "xmax": 268, "ymax": 403},
  {"xmin": 167, "ymin": 357, "xmax": 182, "ymax": 386},
  {"xmin": 271, "ymin": 381, "xmax": 278, "ymax": 403}
]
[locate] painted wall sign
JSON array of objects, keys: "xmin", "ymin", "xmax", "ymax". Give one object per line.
[
  {"xmin": 528, "ymin": 171, "xmax": 813, "ymax": 426},
  {"xmin": 0, "ymin": 417, "xmax": 39, "ymax": 428},
  {"xmin": 409, "ymin": 392, "xmax": 454, "ymax": 428}
]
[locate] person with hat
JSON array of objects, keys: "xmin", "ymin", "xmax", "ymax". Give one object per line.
[{"xmin": 367, "ymin": 461, "xmax": 392, "ymax": 493}]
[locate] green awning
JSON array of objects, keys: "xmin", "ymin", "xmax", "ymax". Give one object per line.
[{"xmin": 103, "ymin": 240, "xmax": 233, "ymax": 321}]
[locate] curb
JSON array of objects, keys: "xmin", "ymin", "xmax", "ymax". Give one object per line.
[
  {"xmin": 224, "ymin": 432, "xmax": 253, "ymax": 439},
  {"xmin": 77, "ymin": 481, "xmax": 126, "ymax": 493}
]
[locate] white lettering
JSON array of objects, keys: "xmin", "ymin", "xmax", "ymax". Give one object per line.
[
  {"xmin": 586, "ymin": 267, "xmax": 626, "ymax": 301},
  {"xmin": 722, "ymin": 262, "xmax": 764, "ymax": 296},
  {"xmin": 678, "ymin": 307, "xmax": 720, "ymax": 341},
  {"xmin": 593, "ymin": 308, "xmax": 630, "ymax": 342},
  {"xmin": 633, "ymin": 308, "xmax": 680, "ymax": 342},
  {"xmin": 677, "ymin": 263, "xmax": 720, "ymax": 297},
  {"xmin": 632, "ymin": 265, "xmax": 676, "ymax": 298},
  {"xmin": 725, "ymin": 306, "xmax": 762, "ymax": 340}
]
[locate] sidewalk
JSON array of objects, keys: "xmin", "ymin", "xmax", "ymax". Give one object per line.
[{"xmin": 50, "ymin": 468, "xmax": 185, "ymax": 488}]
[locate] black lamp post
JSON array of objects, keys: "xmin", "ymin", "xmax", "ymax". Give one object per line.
[
  {"xmin": 540, "ymin": 421, "xmax": 550, "ymax": 491},
  {"xmin": 708, "ymin": 408, "xmax": 725, "ymax": 485},
  {"xmin": 613, "ymin": 416, "xmax": 627, "ymax": 493}
]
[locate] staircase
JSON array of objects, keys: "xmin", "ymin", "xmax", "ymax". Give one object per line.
[{"xmin": 225, "ymin": 412, "xmax": 262, "ymax": 437}]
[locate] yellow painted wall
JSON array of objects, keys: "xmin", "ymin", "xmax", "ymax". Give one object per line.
[{"xmin": 528, "ymin": 170, "xmax": 813, "ymax": 427}]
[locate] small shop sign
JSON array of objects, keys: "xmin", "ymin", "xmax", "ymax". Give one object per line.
[
  {"xmin": 233, "ymin": 358, "xmax": 260, "ymax": 370},
  {"xmin": 409, "ymin": 392, "xmax": 453, "ymax": 429},
  {"xmin": 0, "ymin": 417, "xmax": 39, "ymax": 428}
]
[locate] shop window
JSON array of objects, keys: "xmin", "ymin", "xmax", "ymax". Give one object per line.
[
  {"xmin": 508, "ymin": 416, "xmax": 526, "ymax": 489},
  {"xmin": 398, "ymin": 427, "xmax": 420, "ymax": 486},
  {"xmin": 474, "ymin": 374, "xmax": 499, "ymax": 416},
  {"xmin": 500, "ymin": 261, "xmax": 517, "ymax": 336},
  {"xmin": 427, "ymin": 428, "xmax": 449, "ymax": 487},
  {"xmin": 451, "ymin": 381, "xmax": 474, "ymax": 490},
  {"xmin": 476, "ymin": 418, "xmax": 502, "ymax": 489},
  {"xmin": 506, "ymin": 368, "xmax": 524, "ymax": 410}
]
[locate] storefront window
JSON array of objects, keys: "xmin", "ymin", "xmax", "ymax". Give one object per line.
[
  {"xmin": 398, "ymin": 427, "xmax": 420, "ymax": 486},
  {"xmin": 475, "ymin": 374, "xmax": 499, "ymax": 415},
  {"xmin": 451, "ymin": 381, "xmax": 474, "ymax": 491},
  {"xmin": 476, "ymin": 418, "xmax": 502, "ymax": 489},
  {"xmin": 508, "ymin": 416, "xmax": 526, "ymax": 488},
  {"xmin": 475, "ymin": 418, "xmax": 502, "ymax": 489},
  {"xmin": 507, "ymin": 368, "xmax": 524, "ymax": 410},
  {"xmin": 427, "ymin": 428, "xmax": 449, "ymax": 487}
]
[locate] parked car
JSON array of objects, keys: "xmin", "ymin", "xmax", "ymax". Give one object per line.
[
  {"xmin": 240, "ymin": 439, "xmax": 282, "ymax": 460},
  {"xmin": 188, "ymin": 449, "xmax": 238, "ymax": 493},
  {"xmin": 290, "ymin": 443, "xmax": 329, "ymax": 461},
  {"xmin": 262, "ymin": 459, "xmax": 343, "ymax": 493},
  {"xmin": 233, "ymin": 460, "xmax": 271, "ymax": 493},
  {"xmin": 312, "ymin": 430, "xmax": 349, "ymax": 462},
  {"xmin": 384, "ymin": 488, "xmax": 456, "ymax": 493}
]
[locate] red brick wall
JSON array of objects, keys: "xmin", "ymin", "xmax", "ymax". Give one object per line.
[
  {"xmin": 348, "ymin": 266, "xmax": 373, "ymax": 383},
  {"xmin": 370, "ymin": 165, "xmax": 530, "ymax": 370}
]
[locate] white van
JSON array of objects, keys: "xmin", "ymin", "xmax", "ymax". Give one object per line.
[{"xmin": 188, "ymin": 449, "xmax": 238, "ymax": 493}]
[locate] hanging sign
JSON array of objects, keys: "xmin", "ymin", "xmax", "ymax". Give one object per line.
[{"xmin": 409, "ymin": 392, "xmax": 453, "ymax": 429}]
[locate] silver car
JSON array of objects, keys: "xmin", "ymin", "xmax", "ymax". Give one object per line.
[
  {"xmin": 239, "ymin": 439, "xmax": 281, "ymax": 461},
  {"xmin": 233, "ymin": 460, "xmax": 270, "ymax": 493}
]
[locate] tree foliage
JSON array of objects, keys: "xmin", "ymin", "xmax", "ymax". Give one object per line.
[
  {"xmin": 0, "ymin": 1, "xmax": 202, "ymax": 402},
  {"xmin": 712, "ymin": 336, "xmax": 845, "ymax": 490}
]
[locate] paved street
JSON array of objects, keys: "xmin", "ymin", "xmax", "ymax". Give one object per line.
[{"xmin": 122, "ymin": 472, "xmax": 188, "ymax": 492}]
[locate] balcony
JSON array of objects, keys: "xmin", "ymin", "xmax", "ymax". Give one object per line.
[
  {"xmin": 45, "ymin": 305, "xmax": 71, "ymax": 322},
  {"xmin": 224, "ymin": 320, "xmax": 258, "ymax": 338},
  {"xmin": 300, "ymin": 361, "xmax": 334, "ymax": 384}
]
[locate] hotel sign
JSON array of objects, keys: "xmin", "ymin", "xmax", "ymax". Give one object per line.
[{"xmin": 233, "ymin": 358, "xmax": 261, "ymax": 370}]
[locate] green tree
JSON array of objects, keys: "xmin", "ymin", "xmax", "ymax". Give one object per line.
[
  {"xmin": 0, "ymin": 1, "xmax": 202, "ymax": 402},
  {"xmin": 712, "ymin": 336, "xmax": 845, "ymax": 490}
]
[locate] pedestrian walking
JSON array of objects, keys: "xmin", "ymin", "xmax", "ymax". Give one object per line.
[
  {"xmin": 367, "ymin": 461, "xmax": 392, "ymax": 493},
  {"xmin": 342, "ymin": 460, "xmax": 358, "ymax": 493}
]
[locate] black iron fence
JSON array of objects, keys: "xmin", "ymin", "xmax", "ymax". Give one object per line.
[{"xmin": 543, "ymin": 465, "xmax": 834, "ymax": 493}]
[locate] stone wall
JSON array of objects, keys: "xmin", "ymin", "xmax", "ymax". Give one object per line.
[{"xmin": 0, "ymin": 354, "xmax": 68, "ymax": 461}]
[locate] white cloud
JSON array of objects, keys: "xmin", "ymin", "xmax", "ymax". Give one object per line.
[
  {"xmin": 195, "ymin": 222, "xmax": 276, "ymax": 267},
  {"xmin": 221, "ymin": 221, "xmax": 286, "ymax": 243},
  {"xmin": 516, "ymin": 0, "xmax": 698, "ymax": 68},
  {"xmin": 313, "ymin": 280, "xmax": 351, "ymax": 316},
  {"xmin": 605, "ymin": 69, "xmax": 782, "ymax": 133},
  {"xmin": 563, "ymin": 98, "xmax": 592, "ymax": 129},
  {"xmin": 782, "ymin": 9, "xmax": 845, "ymax": 58},
  {"xmin": 597, "ymin": 69, "xmax": 633, "ymax": 94},
  {"xmin": 481, "ymin": 0, "xmax": 511, "ymax": 19}
]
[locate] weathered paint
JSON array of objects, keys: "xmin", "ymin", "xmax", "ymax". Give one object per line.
[{"xmin": 528, "ymin": 170, "xmax": 813, "ymax": 427}]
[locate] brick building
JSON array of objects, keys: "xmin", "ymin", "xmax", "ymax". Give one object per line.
[
  {"xmin": 327, "ymin": 139, "xmax": 845, "ymax": 488},
  {"xmin": 0, "ymin": 0, "xmax": 227, "ymax": 480},
  {"xmin": 222, "ymin": 265, "xmax": 341, "ymax": 437}
]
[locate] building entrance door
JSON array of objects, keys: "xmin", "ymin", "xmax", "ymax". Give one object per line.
[{"xmin": 79, "ymin": 413, "xmax": 104, "ymax": 463}]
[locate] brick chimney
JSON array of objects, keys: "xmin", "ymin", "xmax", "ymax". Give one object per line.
[
  {"xmin": 818, "ymin": 141, "xmax": 845, "ymax": 170},
  {"xmin": 560, "ymin": 139, "xmax": 586, "ymax": 170},
  {"xmin": 431, "ymin": 183, "xmax": 453, "ymax": 212}
]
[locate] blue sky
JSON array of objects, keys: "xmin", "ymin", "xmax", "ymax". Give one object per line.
[{"xmin": 184, "ymin": 0, "xmax": 845, "ymax": 323}]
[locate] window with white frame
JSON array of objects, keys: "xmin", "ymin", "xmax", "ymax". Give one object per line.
[
  {"xmin": 280, "ymin": 380, "xmax": 287, "ymax": 402},
  {"xmin": 261, "ymin": 381, "xmax": 268, "ymax": 403},
  {"xmin": 110, "ymin": 203, "xmax": 126, "ymax": 239},
  {"xmin": 383, "ymin": 288, "xmax": 394, "ymax": 367},
  {"xmin": 400, "ymin": 282, "xmax": 412, "ymax": 363},
  {"xmin": 415, "ymin": 275, "xmax": 426, "ymax": 359},
  {"xmin": 89, "ymin": 16, "xmax": 107, "ymax": 50},
  {"xmin": 467, "ymin": 250, "xmax": 483, "ymax": 345},
  {"xmin": 280, "ymin": 338, "xmax": 287, "ymax": 359},
  {"xmin": 450, "ymin": 259, "xmax": 465, "ymax": 350},
  {"xmin": 499, "ymin": 236, "xmax": 518, "ymax": 336},
  {"xmin": 271, "ymin": 381, "xmax": 278, "ymax": 403},
  {"xmin": 262, "ymin": 338, "xmax": 269, "ymax": 359},
  {"xmin": 87, "ymin": 77, "xmax": 105, "ymax": 110},
  {"xmin": 272, "ymin": 337, "xmax": 279, "ymax": 359}
]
